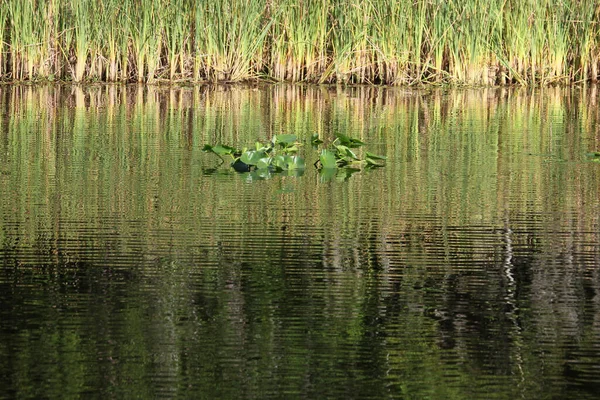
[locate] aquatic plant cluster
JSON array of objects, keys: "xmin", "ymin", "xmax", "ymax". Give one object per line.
[
  {"xmin": 2, "ymin": 0, "xmax": 600, "ymax": 85},
  {"xmin": 203, "ymin": 133, "xmax": 386, "ymax": 179}
]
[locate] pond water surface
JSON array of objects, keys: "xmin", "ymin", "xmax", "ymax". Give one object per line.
[{"xmin": 1, "ymin": 85, "xmax": 600, "ymax": 399}]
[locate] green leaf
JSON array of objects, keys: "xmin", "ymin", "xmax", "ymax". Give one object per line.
[
  {"xmin": 311, "ymin": 133, "xmax": 323, "ymax": 145},
  {"xmin": 240, "ymin": 151, "xmax": 254, "ymax": 165},
  {"xmin": 256, "ymin": 157, "xmax": 272, "ymax": 169},
  {"xmin": 283, "ymin": 145, "xmax": 299, "ymax": 154},
  {"xmin": 335, "ymin": 134, "xmax": 365, "ymax": 148},
  {"xmin": 203, "ymin": 144, "xmax": 237, "ymax": 156},
  {"xmin": 288, "ymin": 156, "xmax": 305, "ymax": 170},
  {"xmin": 272, "ymin": 155, "xmax": 305, "ymax": 170},
  {"xmin": 319, "ymin": 167, "xmax": 337, "ymax": 181},
  {"xmin": 320, "ymin": 149, "xmax": 338, "ymax": 169},
  {"xmin": 334, "ymin": 145, "xmax": 358, "ymax": 160},
  {"xmin": 275, "ymin": 134, "xmax": 297, "ymax": 144},
  {"xmin": 586, "ymin": 152, "xmax": 600, "ymax": 162},
  {"xmin": 240, "ymin": 150, "xmax": 267, "ymax": 166},
  {"xmin": 213, "ymin": 144, "xmax": 237, "ymax": 155},
  {"xmin": 285, "ymin": 169, "xmax": 305, "ymax": 177},
  {"xmin": 365, "ymin": 152, "xmax": 387, "ymax": 161},
  {"xmin": 249, "ymin": 169, "xmax": 272, "ymax": 180},
  {"xmin": 272, "ymin": 155, "xmax": 288, "ymax": 170},
  {"xmin": 365, "ymin": 157, "xmax": 385, "ymax": 167},
  {"xmin": 337, "ymin": 168, "xmax": 360, "ymax": 180}
]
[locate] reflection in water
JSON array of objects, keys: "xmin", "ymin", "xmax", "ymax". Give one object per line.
[{"xmin": 1, "ymin": 85, "xmax": 600, "ymax": 398}]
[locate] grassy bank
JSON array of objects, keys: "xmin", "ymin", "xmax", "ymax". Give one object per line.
[{"xmin": 1, "ymin": 0, "xmax": 599, "ymax": 85}]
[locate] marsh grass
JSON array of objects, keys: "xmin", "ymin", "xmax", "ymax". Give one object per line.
[
  {"xmin": 0, "ymin": 5, "xmax": 7, "ymax": 78},
  {"xmin": 2, "ymin": 0, "xmax": 600, "ymax": 85}
]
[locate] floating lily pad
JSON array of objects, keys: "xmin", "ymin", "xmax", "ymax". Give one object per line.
[
  {"xmin": 256, "ymin": 157, "xmax": 272, "ymax": 169},
  {"xmin": 240, "ymin": 150, "xmax": 268, "ymax": 166}
]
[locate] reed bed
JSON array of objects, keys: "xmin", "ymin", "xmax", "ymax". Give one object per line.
[{"xmin": 1, "ymin": 0, "xmax": 599, "ymax": 85}]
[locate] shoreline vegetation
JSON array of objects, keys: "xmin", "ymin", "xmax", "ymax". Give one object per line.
[{"xmin": 1, "ymin": 0, "xmax": 599, "ymax": 86}]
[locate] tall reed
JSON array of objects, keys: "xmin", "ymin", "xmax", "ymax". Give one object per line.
[
  {"xmin": 97, "ymin": 0, "xmax": 124, "ymax": 81},
  {"xmin": 0, "ymin": 5, "xmax": 7, "ymax": 77},
  {"xmin": 194, "ymin": 0, "xmax": 271, "ymax": 82},
  {"xmin": 7, "ymin": 0, "xmax": 35, "ymax": 80},
  {"xmin": 163, "ymin": 1, "xmax": 191, "ymax": 81},
  {"xmin": 1, "ymin": 0, "xmax": 599, "ymax": 85},
  {"xmin": 70, "ymin": 0, "xmax": 93, "ymax": 82},
  {"xmin": 269, "ymin": 0, "xmax": 329, "ymax": 82}
]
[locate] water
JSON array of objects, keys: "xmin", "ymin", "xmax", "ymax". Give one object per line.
[{"xmin": 1, "ymin": 85, "xmax": 599, "ymax": 399}]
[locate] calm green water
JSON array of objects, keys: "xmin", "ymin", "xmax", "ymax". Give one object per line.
[{"xmin": 1, "ymin": 85, "xmax": 600, "ymax": 399}]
